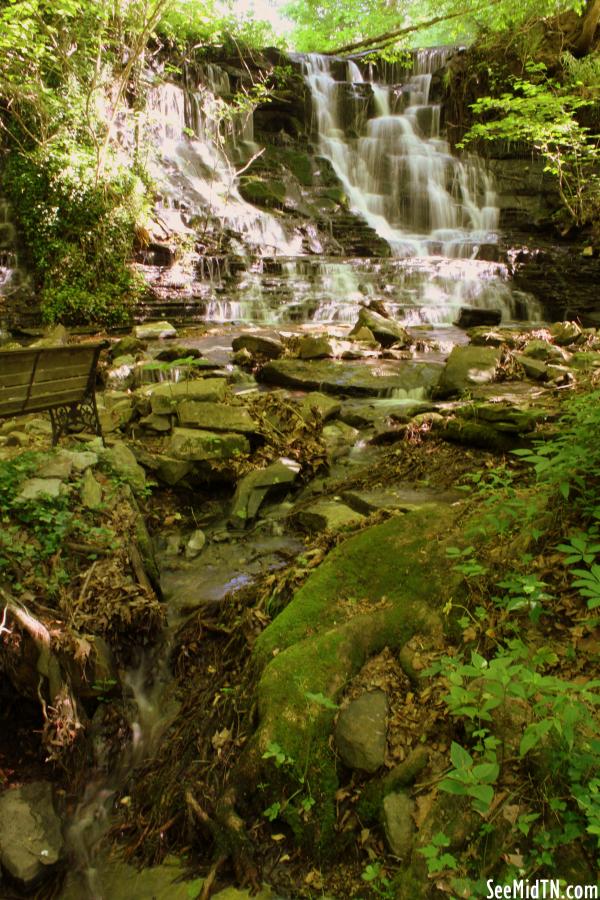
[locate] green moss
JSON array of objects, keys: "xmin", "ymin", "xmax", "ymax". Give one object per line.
[
  {"xmin": 238, "ymin": 177, "xmax": 286, "ymax": 208},
  {"xmin": 249, "ymin": 507, "xmax": 462, "ymax": 856},
  {"xmin": 255, "ymin": 507, "xmax": 457, "ymax": 665},
  {"xmin": 281, "ymin": 150, "xmax": 313, "ymax": 186}
]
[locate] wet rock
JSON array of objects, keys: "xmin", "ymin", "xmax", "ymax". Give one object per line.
[
  {"xmin": 106, "ymin": 354, "xmax": 137, "ymax": 391},
  {"xmin": 154, "ymin": 344, "xmax": 204, "ymax": 362},
  {"xmin": 108, "ymin": 336, "xmax": 146, "ymax": 359},
  {"xmin": 434, "ymin": 345, "xmax": 502, "ymax": 398},
  {"xmin": 381, "ymin": 791, "xmax": 415, "ymax": 858},
  {"xmin": 231, "ymin": 333, "xmax": 284, "ymax": 359},
  {"xmin": 335, "ymin": 690, "xmax": 388, "ymax": 772},
  {"xmin": 454, "ymin": 401, "xmax": 545, "ymax": 433},
  {"xmin": 169, "ymin": 427, "xmax": 250, "ymax": 462},
  {"xmin": 185, "ymin": 529, "xmax": 206, "ymax": 559},
  {"xmin": 17, "ymin": 477, "xmax": 63, "ymax": 501},
  {"xmin": 80, "ymin": 467, "xmax": 103, "ymax": 509},
  {"xmin": 299, "ymin": 392, "xmax": 341, "ymax": 422},
  {"xmin": 455, "ymin": 306, "xmax": 502, "ymax": 329},
  {"xmin": 30, "ymin": 324, "xmax": 68, "ymax": 347},
  {"xmin": 322, "ymin": 421, "xmax": 359, "ymax": 458},
  {"xmin": 350, "ymin": 307, "xmax": 412, "ymax": 348},
  {"xmin": 522, "ymin": 339, "xmax": 569, "ymax": 361},
  {"xmin": 101, "ymin": 441, "xmax": 146, "ymax": 494},
  {"xmin": 293, "ymin": 499, "xmax": 365, "ymax": 533},
  {"xmin": 177, "ymin": 401, "xmax": 257, "ymax": 433},
  {"xmin": 134, "ymin": 320, "xmax": 177, "ymax": 340},
  {"xmin": 296, "ymin": 334, "xmax": 335, "ymax": 359},
  {"xmin": 0, "ymin": 781, "xmax": 64, "ymax": 890},
  {"xmin": 147, "ymin": 379, "xmax": 228, "ymax": 414},
  {"xmin": 550, "ymin": 321, "xmax": 581, "ymax": 346},
  {"xmin": 350, "ymin": 325, "xmax": 378, "ymax": 346},
  {"xmin": 139, "ymin": 413, "xmax": 172, "ymax": 432},
  {"xmin": 229, "ymin": 458, "xmax": 301, "ymax": 527},
  {"xmin": 439, "ymin": 418, "xmax": 517, "ymax": 452},
  {"xmin": 259, "ymin": 359, "xmax": 440, "ymax": 398},
  {"xmin": 515, "ymin": 353, "xmax": 550, "ymax": 382},
  {"xmin": 467, "ymin": 327, "xmax": 518, "ymax": 348}
]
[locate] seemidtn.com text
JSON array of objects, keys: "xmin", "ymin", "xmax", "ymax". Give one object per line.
[{"xmin": 486, "ymin": 881, "xmax": 599, "ymax": 900}]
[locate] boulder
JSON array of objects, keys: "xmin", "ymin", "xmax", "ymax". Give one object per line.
[
  {"xmin": 434, "ymin": 345, "xmax": 503, "ymax": 398},
  {"xmin": 177, "ymin": 401, "xmax": 257, "ymax": 433},
  {"xmin": 0, "ymin": 782, "xmax": 64, "ymax": 891},
  {"xmin": 35, "ymin": 454, "xmax": 74, "ymax": 480},
  {"xmin": 231, "ymin": 333, "xmax": 284, "ymax": 359},
  {"xmin": 134, "ymin": 321, "xmax": 177, "ymax": 340},
  {"xmin": 296, "ymin": 335, "xmax": 335, "ymax": 359},
  {"xmin": 108, "ymin": 336, "xmax": 146, "ymax": 359},
  {"xmin": 147, "ymin": 379, "xmax": 228, "ymax": 414},
  {"xmin": 322, "ymin": 422, "xmax": 359, "ymax": 458},
  {"xmin": 522, "ymin": 339, "xmax": 568, "ymax": 361},
  {"xmin": 60, "ymin": 449, "xmax": 98, "ymax": 472},
  {"xmin": 350, "ymin": 307, "xmax": 412, "ymax": 348},
  {"xmin": 154, "ymin": 345, "xmax": 204, "ymax": 362},
  {"xmin": 335, "ymin": 690, "xmax": 388, "ymax": 773},
  {"xmin": 139, "ymin": 413, "xmax": 172, "ymax": 433},
  {"xmin": 229, "ymin": 458, "xmax": 301, "ymax": 527},
  {"xmin": 455, "ymin": 306, "xmax": 502, "ymax": 329},
  {"xmin": 259, "ymin": 359, "xmax": 440, "ymax": 398},
  {"xmin": 169, "ymin": 427, "xmax": 250, "ymax": 461}
]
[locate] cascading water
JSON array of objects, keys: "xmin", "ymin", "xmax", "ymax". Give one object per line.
[{"xmin": 145, "ymin": 70, "xmax": 302, "ymax": 257}]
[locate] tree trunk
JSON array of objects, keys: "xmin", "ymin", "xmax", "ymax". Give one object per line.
[{"xmin": 574, "ymin": 0, "xmax": 600, "ymax": 54}]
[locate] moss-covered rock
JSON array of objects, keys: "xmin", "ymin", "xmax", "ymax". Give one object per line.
[
  {"xmin": 247, "ymin": 507, "xmax": 462, "ymax": 857},
  {"xmin": 238, "ymin": 177, "xmax": 286, "ymax": 208}
]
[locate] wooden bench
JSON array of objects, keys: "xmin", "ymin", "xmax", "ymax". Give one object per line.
[{"xmin": 0, "ymin": 341, "xmax": 109, "ymax": 445}]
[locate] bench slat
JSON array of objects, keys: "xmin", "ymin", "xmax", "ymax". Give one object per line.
[{"xmin": 0, "ymin": 360, "xmax": 95, "ymax": 389}]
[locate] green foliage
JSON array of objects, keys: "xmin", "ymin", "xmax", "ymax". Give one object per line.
[
  {"xmin": 156, "ymin": 0, "xmax": 282, "ymax": 51},
  {"xmin": 419, "ymin": 831, "xmax": 458, "ymax": 875},
  {"xmin": 461, "ymin": 63, "xmax": 600, "ymax": 232},
  {"xmin": 360, "ymin": 861, "xmax": 395, "ymax": 899}
]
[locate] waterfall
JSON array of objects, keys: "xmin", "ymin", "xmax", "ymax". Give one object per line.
[
  {"xmin": 303, "ymin": 51, "xmax": 498, "ymax": 259},
  {"xmin": 145, "ymin": 68, "xmax": 302, "ymax": 257}
]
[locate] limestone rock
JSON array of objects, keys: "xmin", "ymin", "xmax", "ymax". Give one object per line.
[
  {"xmin": 101, "ymin": 441, "xmax": 146, "ymax": 494},
  {"xmin": 381, "ymin": 791, "xmax": 416, "ymax": 857},
  {"xmin": 350, "ymin": 307, "xmax": 412, "ymax": 348},
  {"xmin": 108, "ymin": 336, "xmax": 146, "ymax": 359},
  {"xmin": 134, "ymin": 320, "xmax": 177, "ymax": 340},
  {"xmin": 17, "ymin": 478, "xmax": 63, "ymax": 501},
  {"xmin": 185, "ymin": 529, "xmax": 206, "ymax": 559},
  {"xmin": 550, "ymin": 321, "xmax": 581, "ymax": 346},
  {"xmin": 522, "ymin": 339, "xmax": 568, "ymax": 361},
  {"xmin": 154, "ymin": 344, "xmax": 204, "ymax": 362},
  {"xmin": 60, "ymin": 449, "xmax": 98, "ymax": 472},
  {"xmin": 177, "ymin": 401, "xmax": 257, "ymax": 433},
  {"xmin": 293, "ymin": 500, "xmax": 365, "ymax": 534},
  {"xmin": 147, "ymin": 379, "xmax": 228, "ymax": 414},
  {"xmin": 169, "ymin": 427, "xmax": 250, "ymax": 462},
  {"xmin": 80, "ymin": 468, "xmax": 103, "ymax": 509},
  {"xmin": 0, "ymin": 782, "xmax": 64, "ymax": 890},
  {"xmin": 139, "ymin": 413, "xmax": 172, "ymax": 433},
  {"xmin": 231, "ymin": 333, "xmax": 284, "ymax": 359},
  {"xmin": 106, "ymin": 354, "xmax": 137, "ymax": 391},
  {"xmin": 35, "ymin": 454, "xmax": 74, "ymax": 480},
  {"xmin": 322, "ymin": 422, "xmax": 359, "ymax": 458},
  {"xmin": 515, "ymin": 354, "xmax": 550, "ymax": 382},
  {"xmin": 30, "ymin": 325, "xmax": 68, "ymax": 347},
  {"xmin": 342, "ymin": 486, "xmax": 458, "ymax": 515},
  {"xmin": 455, "ymin": 306, "xmax": 502, "ymax": 329},
  {"xmin": 299, "ymin": 392, "xmax": 341, "ymax": 422},
  {"xmin": 296, "ymin": 335, "xmax": 335, "ymax": 359},
  {"xmin": 97, "ymin": 394, "xmax": 134, "ymax": 433},
  {"xmin": 259, "ymin": 359, "xmax": 440, "ymax": 398},
  {"xmin": 335, "ymin": 690, "xmax": 388, "ymax": 772},
  {"xmin": 434, "ymin": 345, "xmax": 502, "ymax": 398},
  {"xmin": 229, "ymin": 458, "xmax": 301, "ymax": 527},
  {"xmin": 24, "ymin": 418, "xmax": 53, "ymax": 436}
]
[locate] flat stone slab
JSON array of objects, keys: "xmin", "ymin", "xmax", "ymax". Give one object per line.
[
  {"xmin": 231, "ymin": 333, "xmax": 284, "ymax": 358},
  {"xmin": 229, "ymin": 458, "xmax": 301, "ymax": 527},
  {"xmin": 147, "ymin": 379, "xmax": 228, "ymax": 414},
  {"xmin": 177, "ymin": 401, "xmax": 257, "ymax": 433},
  {"xmin": 342, "ymin": 487, "xmax": 460, "ymax": 515},
  {"xmin": 259, "ymin": 359, "xmax": 441, "ymax": 398},
  {"xmin": 293, "ymin": 500, "xmax": 366, "ymax": 533},
  {"xmin": 169, "ymin": 427, "xmax": 250, "ymax": 461},
  {"xmin": 17, "ymin": 478, "xmax": 63, "ymax": 501},
  {"xmin": 298, "ymin": 392, "xmax": 342, "ymax": 422},
  {"xmin": 134, "ymin": 320, "xmax": 177, "ymax": 340}
]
